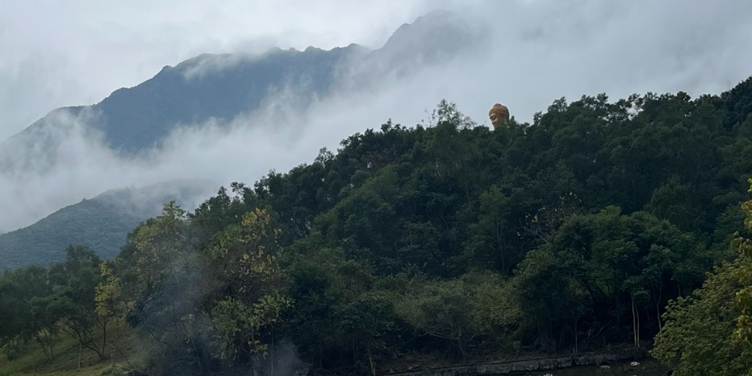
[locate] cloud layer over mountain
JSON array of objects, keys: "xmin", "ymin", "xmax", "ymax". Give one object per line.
[
  {"xmin": 0, "ymin": 0, "xmax": 751, "ymax": 233},
  {"xmin": 0, "ymin": 0, "xmax": 434, "ymax": 140}
]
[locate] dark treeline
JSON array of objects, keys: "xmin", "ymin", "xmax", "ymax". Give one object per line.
[{"xmin": 3, "ymin": 77, "xmax": 752, "ymax": 375}]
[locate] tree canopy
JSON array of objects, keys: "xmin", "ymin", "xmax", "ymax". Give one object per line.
[{"xmin": 3, "ymin": 77, "xmax": 752, "ymax": 375}]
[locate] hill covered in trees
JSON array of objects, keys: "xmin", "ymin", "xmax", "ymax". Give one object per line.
[
  {"xmin": 2, "ymin": 77, "xmax": 752, "ymax": 376},
  {"xmin": 0, "ymin": 179, "xmax": 215, "ymax": 271}
]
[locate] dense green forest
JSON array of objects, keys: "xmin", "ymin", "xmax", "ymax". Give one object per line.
[{"xmin": 3, "ymin": 77, "xmax": 752, "ymax": 376}]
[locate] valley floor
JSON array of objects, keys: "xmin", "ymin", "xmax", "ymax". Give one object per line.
[
  {"xmin": 1, "ymin": 331, "xmax": 666, "ymax": 376},
  {"xmin": 377, "ymin": 349, "xmax": 666, "ymax": 376}
]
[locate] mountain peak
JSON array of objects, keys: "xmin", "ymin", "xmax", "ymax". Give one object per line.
[
  {"xmin": 376, "ymin": 10, "xmax": 477, "ymax": 68},
  {"xmin": 383, "ymin": 10, "xmax": 471, "ymax": 49}
]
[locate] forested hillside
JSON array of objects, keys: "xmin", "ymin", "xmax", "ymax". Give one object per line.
[
  {"xmin": 2, "ymin": 77, "xmax": 752, "ymax": 375},
  {"xmin": 0, "ymin": 179, "xmax": 215, "ymax": 271}
]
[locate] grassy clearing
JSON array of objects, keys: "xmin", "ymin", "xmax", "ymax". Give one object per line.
[{"xmin": 0, "ymin": 327, "xmax": 138, "ymax": 376}]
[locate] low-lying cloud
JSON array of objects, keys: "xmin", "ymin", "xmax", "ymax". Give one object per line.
[
  {"xmin": 0, "ymin": 0, "xmax": 433, "ymax": 141},
  {"xmin": 0, "ymin": 0, "xmax": 751, "ymax": 233}
]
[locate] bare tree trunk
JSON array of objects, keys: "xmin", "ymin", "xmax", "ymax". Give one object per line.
[
  {"xmin": 656, "ymin": 286, "xmax": 663, "ymax": 332},
  {"xmin": 100, "ymin": 320, "xmax": 108, "ymax": 360},
  {"xmin": 113, "ymin": 343, "xmax": 135, "ymax": 371},
  {"xmin": 35, "ymin": 331, "xmax": 54, "ymax": 360},
  {"xmin": 573, "ymin": 319, "xmax": 578, "ymax": 354},
  {"xmin": 271, "ymin": 327, "xmax": 274, "ymax": 376},
  {"xmin": 631, "ymin": 295, "xmax": 639, "ymax": 348},
  {"xmin": 636, "ymin": 296, "xmax": 641, "ymax": 347},
  {"xmin": 368, "ymin": 347, "xmax": 376, "ymax": 376},
  {"xmin": 496, "ymin": 222, "xmax": 506, "ymax": 273}
]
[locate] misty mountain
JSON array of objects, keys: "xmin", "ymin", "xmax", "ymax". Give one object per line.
[
  {"xmin": 0, "ymin": 10, "xmax": 477, "ymax": 269},
  {"xmin": 0, "ymin": 179, "xmax": 216, "ymax": 271},
  {"xmin": 0, "ymin": 10, "xmax": 474, "ymax": 166},
  {"xmin": 348, "ymin": 10, "xmax": 479, "ymax": 86}
]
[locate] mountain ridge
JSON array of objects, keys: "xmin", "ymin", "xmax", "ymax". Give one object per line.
[
  {"xmin": 0, "ymin": 10, "xmax": 478, "ymax": 269},
  {"xmin": 0, "ymin": 10, "xmax": 473, "ymax": 159},
  {"xmin": 0, "ymin": 179, "xmax": 216, "ymax": 271}
]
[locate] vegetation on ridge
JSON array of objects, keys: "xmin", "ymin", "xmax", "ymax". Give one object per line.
[{"xmin": 3, "ymin": 76, "xmax": 752, "ymax": 375}]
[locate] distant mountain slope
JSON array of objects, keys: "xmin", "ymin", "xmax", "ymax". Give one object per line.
[
  {"xmin": 0, "ymin": 10, "xmax": 477, "ymax": 270},
  {"xmin": 0, "ymin": 179, "xmax": 216, "ymax": 270},
  {"xmin": 0, "ymin": 10, "xmax": 474, "ymax": 164},
  {"xmin": 0, "ymin": 45, "xmax": 363, "ymax": 171},
  {"xmin": 98, "ymin": 45, "xmax": 363, "ymax": 152}
]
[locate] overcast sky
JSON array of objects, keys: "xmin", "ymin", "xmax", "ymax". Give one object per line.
[{"xmin": 1, "ymin": 0, "xmax": 752, "ymax": 233}]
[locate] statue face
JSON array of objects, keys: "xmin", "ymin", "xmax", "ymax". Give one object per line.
[
  {"xmin": 490, "ymin": 112, "xmax": 501, "ymax": 127},
  {"xmin": 489, "ymin": 104, "xmax": 509, "ymax": 129}
]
